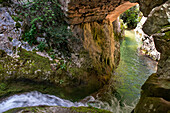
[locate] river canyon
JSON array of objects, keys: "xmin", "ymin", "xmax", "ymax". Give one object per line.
[{"xmin": 0, "ymin": 0, "xmax": 169, "ymax": 113}]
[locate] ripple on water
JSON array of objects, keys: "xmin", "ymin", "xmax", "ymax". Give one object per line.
[
  {"xmin": 114, "ymin": 30, "xmax": 157, "ymax": 105},
  {"xmin": 0, "ymin": 91, "xmax": 86, "ymax": 113}
]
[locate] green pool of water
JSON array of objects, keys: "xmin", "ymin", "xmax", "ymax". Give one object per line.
[{"xmin": 115, "ymin": 30, "xmax": 157, "ymax": 105}]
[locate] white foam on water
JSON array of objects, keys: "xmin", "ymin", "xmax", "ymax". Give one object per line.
[
  {"xmin": 0, "ymin": 91, "xmax": 86, "ymax": 113},
  {"xmin": 0, "ymin": 91, "xmax": 137, "ymax": 113},
  {"xmin": 87, "ymin": 96, "xmax": 138, "ymax": 113}
]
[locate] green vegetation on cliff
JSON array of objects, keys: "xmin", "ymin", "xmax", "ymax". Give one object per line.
[
  {"xmin": 162, "ymin": 31, "xmax": 170, "ymax": 40},
  {"xmin": 12, "ymin": 0, "xmax": 73, "ymax": 54},
  {"xmin": 120, "ymin": 5, "xmax": 141, "ymax": 29}
]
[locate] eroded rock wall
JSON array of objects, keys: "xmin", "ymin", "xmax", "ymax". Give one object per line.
[
  {"xmin": 143, "ymin": 1, "xmax": 170, "ymax": 35},
  {"xmin": 134, "ymin": 0, "xmax": 170, "ymax": 113},
  {"xmin": 70, "ymin": 20, "xmax": 119, "ymax": 76},
  {"xmin": 130, "ymin": 0, "xmax": 168, "ymax": 17}
]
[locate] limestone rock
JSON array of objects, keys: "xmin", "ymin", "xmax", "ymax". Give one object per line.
[
  {"xmin": 135, "ymin": 97, "xmax": 170, "ymax": 113},
  {"xmin": 0, "ymin": 7, "xmax": 18, "ymax": 54},
  {"xmin": 135, "ymin": 17, "xmax": 160, "ymax": 61},
  {"xmin": 140, "ymin": 35, "xmax": 160, "ymax": 61},
  {"xmin": 70, "ymin": 20, "xmax": 120, "ymax": 76},
  {"xmin": 153, "ymin": 32, "xmax": 170, "ymax": 79},
  {"xmin": 59, "ymin": 0, "xmax": 137, "ymax": 24},
  {"xmin": 5, "ymin": 106, "xmax": 112, "ymax": 113},
  {"xmin": 143, "ymin": 0, "xmax": 170, "ymax": 35},
  {"xmin": 134, "ymin": 0, "xmax": 170, "ymax": 112},
  {"xmin": 134, "ymin": 74, "xmax": 170, "ymax": 113},
  {"xmin": 134, "ymin": 30, "xmax": 170, "ymax": 112},
  {"xmin": 106, "ymin": 2, "xmax": 137, "ymax": 22},
  {"xmin": 135, "ymin": 0, "xmax": 167, "ymax": 17}
]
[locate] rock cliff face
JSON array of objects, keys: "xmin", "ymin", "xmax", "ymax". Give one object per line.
[
  {"xmin": 71, "ymin": 20, "xmax": 118, "ymax": 75},
  {"xmin": 131, "ymin": 0, "xmax": 168, "ymax": 17},
  {"xmin": 143, "ymin": 1, "xmax": 170, "ymax": 35},
  {"xmin": 134, "ymin": 0, "xmax": 170, "ymax": 113}
]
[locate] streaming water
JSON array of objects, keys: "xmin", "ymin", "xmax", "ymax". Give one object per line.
[
  {"xmin": 0, "ymin": 30, "xmax": 157, "ymax": 113},
  {"xmin": 0, "ymin": 91, "xmax": 88, "ymax": 113},
  {"xmin": 112, "ymin": 30, "xmax": 157, "ymax": 112},
  {"xmin": 86, "ymin": 30, "xmax": 158, "ymax": 113}
]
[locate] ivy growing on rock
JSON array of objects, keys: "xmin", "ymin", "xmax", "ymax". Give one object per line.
[{"xmin": 17, "ymin": 0, "xmax": 73, "ymax": 53}]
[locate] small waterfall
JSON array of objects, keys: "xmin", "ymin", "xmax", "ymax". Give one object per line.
[
  {"xmin": 87, "ymin": 97, "xmax": 138, "ymax": 113},
  {"xmin": 0, "ymin": 91, "xmax": 87, "ymax": 113},
  {"xmin": 0, "ymin": 91, "xmax": 138, "ymax": 113}
]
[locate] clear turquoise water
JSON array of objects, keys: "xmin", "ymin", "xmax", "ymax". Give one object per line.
[{"xmin": 115, "ymin": 30, "xmax": 157, "ymax": 105}]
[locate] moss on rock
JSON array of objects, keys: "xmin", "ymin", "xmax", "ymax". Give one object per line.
[
  {"xmin": 4, "ymin": 106, "xmax": 112, "ymax": 113},
  {"xmin": 70, "ymin": 106, "xmax": 112, "ymax": 113},
  {"xmin": 0, "ymin": 49, "xmax": 102, "ymax": 102},
  {"xmin": 1, "ymin": 48, "xmax": 97, "ymax": 108},
  {"xmin": 0, "ymin": 48, "xmax": 53, "ymax": 82},
  {"xmin": 15, "ymin": 22, "xmax": 21, "ymax": 28},
  {"xmin": 18, "ymin": 48, "xmax": 52, "ymax": 72},
  {"xmin": 162, "ymin": 31, "xmax": 170, "ymax": 40}
]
